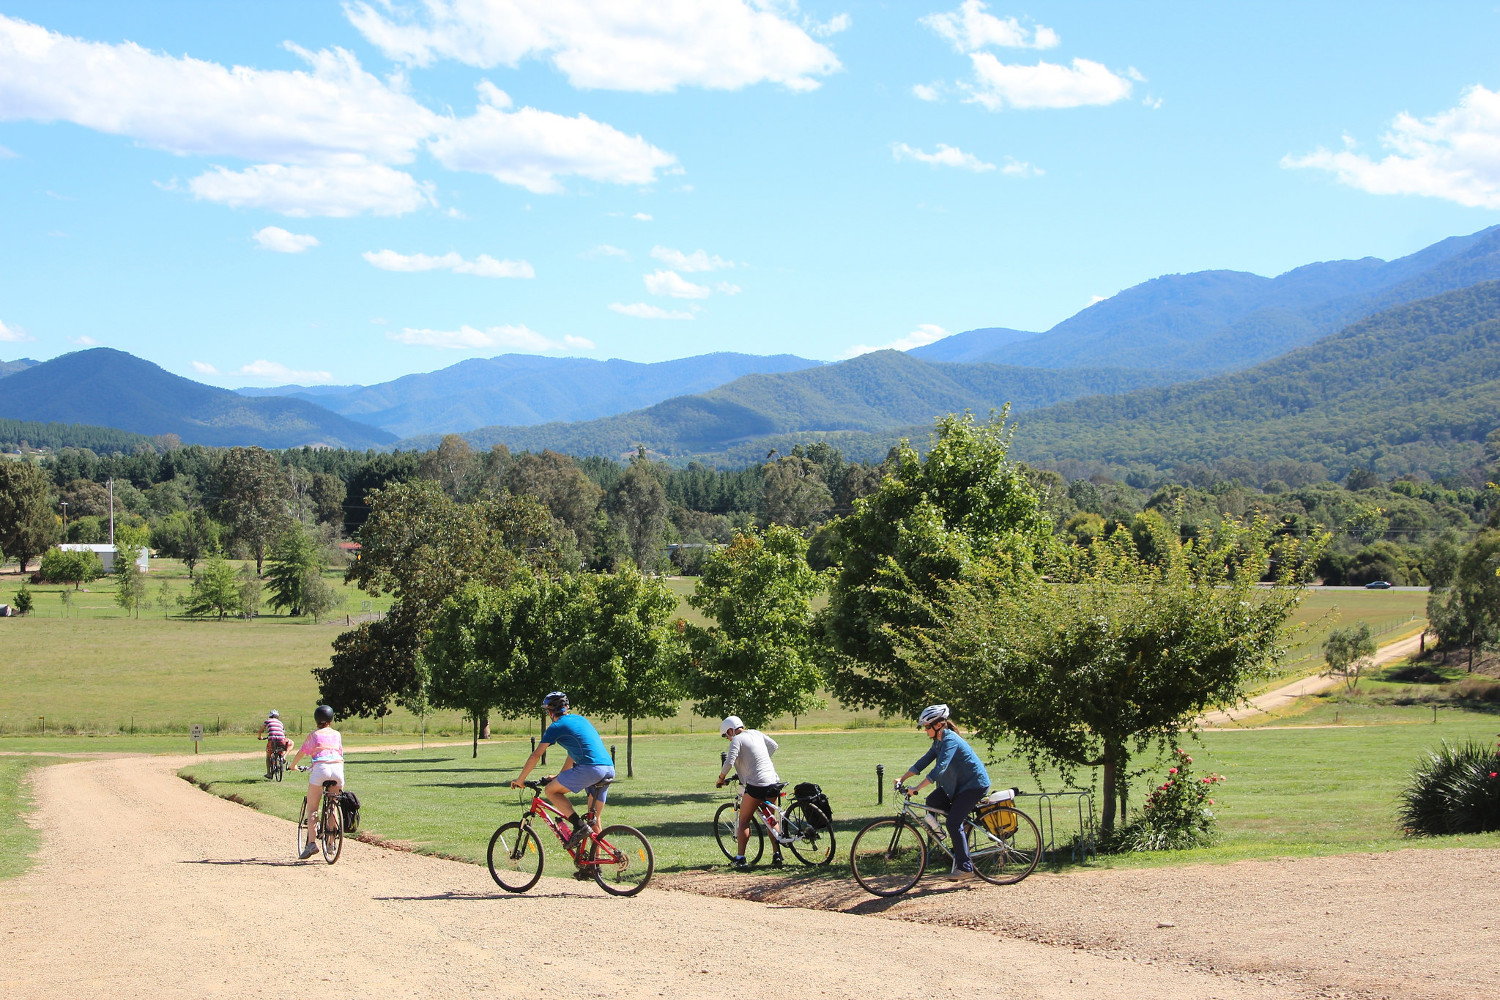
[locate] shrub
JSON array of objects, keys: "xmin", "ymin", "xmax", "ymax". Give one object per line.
[
  {"xmin": 1397, "ymin": 740, "xmax": 1500, "ymax": 836},
  {"xmin": 1112, "ymin": 747, "xmax": 1225, "ymax": 851},
  {"xmin": 12, "ymin": 583, "xmax": 33, "ymax": 615}
]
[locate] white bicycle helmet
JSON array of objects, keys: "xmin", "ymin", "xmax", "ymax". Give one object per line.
[
  {"xmin": 719, "ymin": 715, "xmax": 744, "ymax": 736},
  {"xmin": 917, "ymin": 704, "xmax": 950, "ymax": 728},
  {"xmin": 268, "ymin": 710, "xmax": 279, "ymax": 718}
]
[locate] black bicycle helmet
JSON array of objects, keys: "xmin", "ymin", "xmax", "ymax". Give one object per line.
[
  {"xmin": 314, "ymin": 704, "xmax": 335, "ymax": 725},
  {"xmin": 542, "ymin": 691, "xmax": 569, "ymax": 713}
]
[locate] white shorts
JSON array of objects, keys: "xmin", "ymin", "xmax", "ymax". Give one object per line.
[{"xmin": 308, "ymin": 761, "xmax": 344, "ymax": 789}]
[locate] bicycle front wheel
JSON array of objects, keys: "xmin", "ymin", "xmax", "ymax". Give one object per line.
[
  {"xmin": 782, "ymin": 801, "xmax": 835, "ymax": 866},
  {"xmin": 487, "ymin": 822, "xmax": 544, "ymax": 892},
  {"xmin": 850, "ymin": 818, "xmax": 926, "ymax": 897},
  {"xmin": 967, "ymin": 807, "xmax": 1040, "ymax": 885},
  {"xmin": 591, "ymin": 824, "xmax": 654, "ymax": 896},
  {"xmin": 320, "ymin": 794, "xmax": 343, "ymax": 864},
  {"xmin": 713, "ymin": 802, "xmax": 764, "ymax": 866}
]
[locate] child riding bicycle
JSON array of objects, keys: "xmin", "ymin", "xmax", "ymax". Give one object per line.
[
  {"xmin": 257, "ymin": 709, "xmax": 291, "ymax": 778},
  {"xmin": 289, "ymin": 704, "xmax": 343, "ymax": 860}
]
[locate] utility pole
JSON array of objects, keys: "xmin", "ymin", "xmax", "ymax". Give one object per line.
[
  {"xmin": 108, "ymin": 478, "xmax": 115, "ymax": 545},
  {"xmin": 59, "ymin": 501, "xmax": 68, "ymax": 530}
]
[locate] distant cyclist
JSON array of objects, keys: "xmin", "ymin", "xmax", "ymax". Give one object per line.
[
  {"xmin": 289, "ymin": 704, "xmax": 343, "ymax": 860},
  {"xmin": 511, "ymin": 692, "xmax": 614, "ymax": 851},
  {"xmin": 716, "ymin": 715, "xmax": 781, "ymax": 869},
  {"xmin": 897, "ymin": 704, "xmax": 990, "ymax": 882},
  {"xmin": 257, "ymin": 709, "xmax": 290, "ymax": 778}
]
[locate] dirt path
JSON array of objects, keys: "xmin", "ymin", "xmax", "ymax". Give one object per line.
[
  {"xmin": 1200, "ymin": 631, "xmax": 1426, "ymax": 726},
  {"xmin": 3, "ymin": 756, "xmax": 1493, "ymax": 999},
  {"xmin": 1, "ymin": 756, "xmax": 1299, "ymax": 1000}
]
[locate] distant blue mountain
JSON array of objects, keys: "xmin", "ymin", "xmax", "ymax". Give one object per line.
[
  {"xmin": 0, "ymin": 357, "xmax": 39, "ymax": 378},
  {"xmin": 240, "ymin": 351, "xmax": 821, "ymax": 438},
  {"xmin": 0, "ymin": 349, "xmax": 394, "ymax": 449},
  {"xmin": 908, "ymin": 328, "xmax": 1038, "ymax": 363}
]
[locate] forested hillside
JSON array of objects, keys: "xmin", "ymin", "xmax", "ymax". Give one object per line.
[
  {"xmin": 1009, "ymin": 281, "xmax": 1500, "ymax": 480},
  {"xmin": 0, "ymin": 358, "xmax": 38, "ymax": 378},
  {"xmin": 0, "ymin": 419, "xmax": 157, "ymax": 454},
  {"xmin": 403, "ymin": 350, "xmax": 1177, "ymax": 458},
  {"xmin": 0, "ymin": 349, "xmax": 394, "ymax": 450}
]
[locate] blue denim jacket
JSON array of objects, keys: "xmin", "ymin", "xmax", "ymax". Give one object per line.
[{"xmin": 911, "ymin": 729, "xmax": 990, "ymax": 797}]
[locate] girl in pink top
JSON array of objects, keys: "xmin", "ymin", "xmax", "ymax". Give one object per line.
[{"xmin": 289, "ymin": 704, "xmax": 344, "ymax": 859}]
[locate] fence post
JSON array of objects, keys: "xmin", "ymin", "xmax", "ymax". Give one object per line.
[{"xmin": 876, "ymin": 764, "xmax": 884, "ymax": 804}]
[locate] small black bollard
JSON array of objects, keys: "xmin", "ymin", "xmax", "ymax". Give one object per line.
[
  {"xmin": 876, "ymin": 764, "xmax": 884, "ymax": 804},
  {"xmin": 610, "ymin": 745, "xmax": 616, "ymax": 764},
  {"xmin": 720, "ymin": 751, "xmax": 727, "ymax": 766}
]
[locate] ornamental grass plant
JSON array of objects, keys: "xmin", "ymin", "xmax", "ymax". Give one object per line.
[{"xmin": 1397, "ymin": 739, "xmax": 1500, "ymax": 836}]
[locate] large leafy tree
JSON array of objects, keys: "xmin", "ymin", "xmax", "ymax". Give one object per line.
[
  {"xmin": 566, "ymin": 564, "xmax": 685, "ymax": 776},
  {"xmin": 608, "ymin": 459, "xmax": 669, "ymax": 571},
  {"xmin": 819, "ymin": 409, "xmax": 1051, "ymax": 714},
  {"xmin": 40, "ymin": 548, "xmax": 102, "ymax": 590},
  {"xmin": 182, "ymin": 555, "xmax": 242, "ymax": 620},
  {"xmin": 317, "ymin": 480, "xmax": 564, "ymax": 720},
  {"xmin": 760, "ymin": 454, "xmax": 833, "ymax": 528},
  {"xmin": 684, "ymin": 526, "xmax": 826, "ymax": 730},
  {"xmin": 150, "ymin": 509, "xmax": 219, "ymax": 578},
  {"xmin": 903, "ymin": 514, "xmax": 1323, "ymax": 834},
  {"xmin": 266, "ymin": 522, "xmax": 324, "ymax": 616},
  {"xmin": 212, "ymin": 447, "xmax": 291, "ymax": 575},
  {"xmin": 0, "ymin": 460, "xmax": 59, "ymax": 573},
  {"xmin": 1427, "ymin": 526, "xmax": 1500, "ymax": 671}
]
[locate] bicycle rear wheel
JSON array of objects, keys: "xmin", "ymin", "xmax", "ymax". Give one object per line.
[
  {"xmin": 590, "ymin": 824, "xmax": 654, "ymax": 896},
  {"xmin": 966, "ymin": 807, "xmax": 1040, "ymax": 885},
  {"xmin": 850, "ymin": 818, "xmax": 926, "ymax": 897},
  {"xmin": 487, "ymin": 821, "xmax": 544, "ymax": 892},
  {"xmin": 782, "ymin": 801, "xmax": 835, "ymax": 866},
  {"xmin": 713, "ymin": 802, "xmax": 764, "ymax": 866},
  {"xmin": 272, "ymin": 754, "xmax": 284, "ymax": 782},
  {"xmin": 320, "ymin": 792, "xmax": 343, "ymax": 863}
]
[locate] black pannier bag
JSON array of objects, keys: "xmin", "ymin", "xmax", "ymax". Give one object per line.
[
  {"xmin": 339, "ymin": 790, "xmax": 361, "ymax": 834},
  {"xmin": 793, "ymin": 782, "xmax": 832, "ymax": 828}
]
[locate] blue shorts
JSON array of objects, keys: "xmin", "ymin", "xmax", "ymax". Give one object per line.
[{"xmin": 557, "ymin": 764, "xmax": 614, "ymax": 804}]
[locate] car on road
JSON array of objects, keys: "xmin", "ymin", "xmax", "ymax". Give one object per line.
[{"xmin": 1365, "ymin": 580, "xmax": 1393, "ymax": 589}]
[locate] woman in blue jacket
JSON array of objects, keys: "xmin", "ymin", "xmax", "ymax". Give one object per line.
[{"xmin": 898, "ymin": 704, "xmax": 991, "ymax": 881}]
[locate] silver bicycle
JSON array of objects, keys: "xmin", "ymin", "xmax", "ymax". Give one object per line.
[{"xmin": 849, "ymin": 783, "xmax": 1040, "ymax": 896}]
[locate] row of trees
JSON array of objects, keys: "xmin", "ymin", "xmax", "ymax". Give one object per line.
[{"xmin": 321, "ymin": 412, "xmax": 1325, "ymax": 835}]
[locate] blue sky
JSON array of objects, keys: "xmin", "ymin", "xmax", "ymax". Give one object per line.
[{"xmin": 2, "ymin": 1, "xmax": 1499, "ymax": 387}]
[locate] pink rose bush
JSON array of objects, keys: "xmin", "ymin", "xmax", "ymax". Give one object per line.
[{"xmin": 1123, "ymin": 747, "xmax": 1224, "ymax": 851}]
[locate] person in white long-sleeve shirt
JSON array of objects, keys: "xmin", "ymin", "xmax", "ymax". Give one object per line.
[{"xmin": 716, "ymin": 715, "xmax": 781, "ymax": 868}]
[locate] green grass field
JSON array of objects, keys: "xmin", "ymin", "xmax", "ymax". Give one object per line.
[
  {"xmin": 176, "ymin": 711, "xmax": 1500, "ymax": 881},
  {"xmin": 0, "ymin": 756, "xmax": 59, "ymax": 880},
  {"xmin": 0, "ymin": 565, "xmax": 1428, "ymax": 737}
]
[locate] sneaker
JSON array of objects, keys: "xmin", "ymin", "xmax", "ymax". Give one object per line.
[
  {"xmin": 573, "ymin": 868, "xmax": 594, "ymax": 881},
  {"xmin": 299, "ymin": 841, "xmax": 320, "ymax": 860},
  {"xmin": 946, "ymin": 868, "xmax": 977, "ymax": 882},
  {"xmin": 730, "ymin": 855, "xmax": 749, "ymax": 869},
  {"xmin": 563, "ymin": 820, "xmax": 588, "ymax": 851}
]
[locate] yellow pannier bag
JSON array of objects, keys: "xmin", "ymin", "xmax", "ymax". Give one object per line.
[{"xmin": 976, "ymin": 788, "xmax": 1019, "ymax": 837}]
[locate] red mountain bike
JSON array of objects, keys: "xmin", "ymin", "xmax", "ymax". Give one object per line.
[{"xmin": 487, "ymin": 778, "xmax": 654, "ymax": 897}]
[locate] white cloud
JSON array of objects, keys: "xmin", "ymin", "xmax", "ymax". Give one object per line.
[
  {"xmin": 811, "ymin": 14, "xmax": 852, "ymax": 39},
  {"xmin": 0, "ymin": 143, "xmax": 16, "ymax": 158},
  {"xmin": 1283, "ymin": 85, "xmax": 1500, "ymax": 209},
  {"xmin": 644, "ymin": 269, "xmax": 711, "ymax": 299},
  {"xmin": 0, "ymin": 16, "xmax": 679, "ymax": 214},
  {"xmin": 362, "ymin": 249, "xmax": 535, "ymax": 278},
  {"xmin": 235, "ymin": 359, "xmax": 335, "ymax": 383},
  {"xmin": 716, "ymin": 281, "xmax": 742, "ymax": 295},
  {"xmin": 71, "ymin": 335, "xmax": 101, "ymax": 346},
  {"xmin": 609, "ymin": 302, "xmax": 695, "ymax": 319},
  {"xmin": 190, "ymin": 361, "xmax": 219, "ymax": 375},
  {"xmin": 912, "ymin": 82, "xmax": 943, "ymax": 102},
  {"xmin": 389, "ymin": 324, "xmax": 594, "ymax": 351},
  {"xmin": 428, "ymin": 81, "xmax": 678, "ymax": 194},
  {"xmin": 841, "ymin": 323, "xmax": 949, "ymax": 359},
  {"xmin": 584, "ymin": 244, "xmax": 630, "ymax": 259},
  {"xmin": 651, "ymin": 246, "xmax": 733, "ymax": 271},
  {"xmin": 633, "ymin": 212, "xmax": 653, "ymax": 221},
  {"xmin": 252, "ymin": 226, "xmax": 320, "ymax": 253},
  {"xmin": 892, "ymin": 142, "xmax": 995, "ymax": 172},
  {"xmin": 921, "ymin": 2, "xmax": 1058, "ymax": 52},
  {"xmin": 345, "ymin": 0, "xmax": 842, "ymax": 92},
  {"xmin": 0, "ymin": 318, "xmax": 32, "ymax": 342},
  {"xmin": 1000, "ymin": 156, "xmax": 1042, "ymax": 177},
  {"xmin": 962, "ymin": 54, "xmax": 1133, "ymax": 110},
  {"xmin": 1089, "ymin": 295, "xmax": 1107, "ymax": 305}
]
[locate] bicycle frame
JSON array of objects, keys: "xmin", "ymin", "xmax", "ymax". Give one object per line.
[
  {"xmin": 517, "ymin": 785, "xmax": 609, "ymax": 868},
  {"xmin": 891, "ymin": 794, "xmax": 959, "ymax": 860}
]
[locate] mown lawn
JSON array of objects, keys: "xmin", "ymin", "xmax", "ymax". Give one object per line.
[
  {"xmin": 179, "ymin": 711, "xmax": 1500, "ymax": 880},
  {"xmin": 0, "ymin": 756, "xmax": 60, "ymax": 880}
]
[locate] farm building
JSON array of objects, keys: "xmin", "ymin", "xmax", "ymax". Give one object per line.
[{"xmin": 56, "ymin": 543, "xmax": 149, "ymax": 573}]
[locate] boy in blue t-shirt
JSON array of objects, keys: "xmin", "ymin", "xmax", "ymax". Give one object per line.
[{"xmin": 511, "ymin": 691, "xmax": 615, "ymax": 850}]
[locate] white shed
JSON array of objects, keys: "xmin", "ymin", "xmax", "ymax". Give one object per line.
[{"xmin": 56, "ymin": 543, "xmax": 149, "ymax": 574}]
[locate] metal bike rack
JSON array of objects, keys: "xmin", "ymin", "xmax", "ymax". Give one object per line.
[{"xmin": 1016, "ymin": 789, "xmax": 1097, "ymax": 862}]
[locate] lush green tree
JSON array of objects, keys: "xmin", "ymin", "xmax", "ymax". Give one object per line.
[
  {"xmin": 212, "ymin": 447, "xmax": 291, "ymax": 575},
  {"xmin": 505, "ymin": 450, "xmax": 603, "ymax": 558},
  {"xmin": 151, "ymin": 509, "xmax": 220, "ymax": 578},
  {"xmin": 183, "ymin": 555, "xmax": 241, "ymax": 619},
  {"xmin": 819, "ymin": 410, "xmax": 1051, "ymax": 715},
  {"xmin": 565, "ymin": 565, "xmax": 685, "ymax": 776},
  {"xmin": 12, "ymin": 582, "xmax": 34, "ymax": 615},
  {"xmin": 419, "ymin": 434, "xmax": 479, "ymax": 500},
  {"xmin": 684, "ymin": 526, "xmax": 826, "ymax": 730},
  {"xmin": 238, "ymin": 565, "xmax": 263, "ymax": 617},
  {"xmin": 1322, "ymin": 621, "xmax": 1377, "ymax": 691},
  {"xmin": 113, "ymin": 542, "xmax": 148, "ymax": 618},
  {"xmin": 760, "ymin": 455, "xmax": 832, "ymax": 528},
  {"xmin": 299, "ymin": 569, "xmax": 342, "ymax": 622},
  {"xmin": 0, "ymin": 460, "xmax": 59, "ymax": 572},
  {"xmin": 1427, "ymin": 527, "xmax": 1500, "ymax": 671},
  {"xmin": 608, "ymin": 460, "xmax": 669, "ymax": 571},
  {"xmin": 309, "ymin": 472, "xmax": 346, "ymax": 527},
  {"xmin": 266, "ymin": 523, "xmax": 324, "ymax": 616},
  {"xmin": 901, "ymin": 514, "xmax": 1323, "ymax": 835},
  {"xmin": 41, "ymin": 548, "xmax": 103, "ymax": 590},
  {"xmin": 155, "ymin": 579, "xmax": 174, "ymax": 619}
]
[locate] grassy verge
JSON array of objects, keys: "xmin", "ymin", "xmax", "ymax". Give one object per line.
[
  {"xmin": 0, "ymin": 756, "xmax": 61, "ymax": 880},
  {"xmin": 179, "ymin": 711, "xmax": 1500, "ymax": 879}
]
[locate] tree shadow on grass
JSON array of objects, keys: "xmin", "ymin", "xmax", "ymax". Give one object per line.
[
  {"xmin": 181, "ymin": 858, "xmax": 303, "ymax": 867},
  {"xmin": 415, "ymin": 780, "xmax": 511, "ymax": 789}
]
